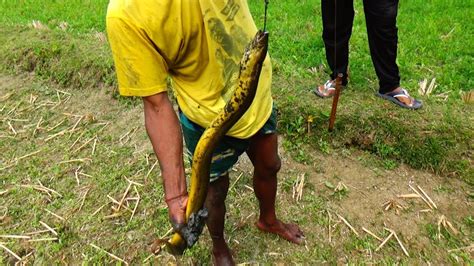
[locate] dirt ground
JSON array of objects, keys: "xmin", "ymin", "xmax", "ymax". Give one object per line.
[
  {"xmin": 234, "ymin": 136, "xmax": 473, "ymax": 262},
  {"xmin": 1, "ymin": 73, "xmax": 472, "ymax": 264}
]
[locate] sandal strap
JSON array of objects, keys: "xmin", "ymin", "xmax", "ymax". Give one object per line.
[
  {"xmin": 324, "ymin": 80, "xmax": 336, "ymax": 89},
  {"xmin": 393, "ymin": 88, "xmax": 411, "ymax": 98},
  {"xmin": 322, "ymin": 80, "xmax": 336, "ymax": 92},
  {"xmin": 391, "ymin": 88, "xmax": 414, "ymax": 106}
]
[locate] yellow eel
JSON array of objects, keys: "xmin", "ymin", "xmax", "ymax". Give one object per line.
[{"xmin": 166, "ymin": 30, "xmax": 269, "ymax": 254}]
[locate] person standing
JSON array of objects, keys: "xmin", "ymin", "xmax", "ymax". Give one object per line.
[
  {"xmin": 314, "ymin": 0, "xmax": 422, "ymax": 110},
  {"xmin": 106, "ymin": 0, "xmax": 304, "ymax": 264}
]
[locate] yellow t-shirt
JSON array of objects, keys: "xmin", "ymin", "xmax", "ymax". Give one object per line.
[{"xmin": 106, "ymin": 0, "xmax": 273, "ymax": 139}]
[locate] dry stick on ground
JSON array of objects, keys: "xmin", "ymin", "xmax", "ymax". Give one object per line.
[
  {"xmin": 107, "ymin": 195, "xmax": 133, "ymax": 212},
  {"xmin": 125, "ymin": 197, "xmax": 139, "ymax": 201},
  {"xmin": 16, "ymin": 150, "xmax": 42, "ymax": 161},
  {"xmin": 0, "ymin": 190, "xmax": 9, "ymax": 196},
  {"xmin": 7, "ymin": 121, "xmax": 17, "ymax": 135},
  {"xmin": 145, "ymin": 161, "xmax": 158, "ymax": 182},
  {"xmin": 44, "ymin": 209, "xmax": 65, "ymax": 221},
  {"xmin": 73, "ymin": 136, "xmax": 95, "ymax": 154},
  {"xmin": 39, "ymin": 221, "xmax": 58, "ymax": 236},
  {"xmin": 79, "ymin": 187, "xmax": 91, "ymax": 211},
  {"xmin": 78, "ymin": 172, "xmax": 93, "ymax": 178},
  {"xmin": 20, "ymin": 185, "xmax": 52, "ymax": 198},
  {"xmin": 143, "ymin": 253, "xmax": 156, "ymax": 263},
  {"xmin": 229, "ymin": 172, "xmax": 244, "ymax": 192},
  {"xmin": 382, "ymin": 199, "xmax": 406, "ymax": 215},
  {"xmin": 327, "ymin": 210, "xmax": 332, "ymax": 243},
  {"xmin": 244, "ymin": 184, "xmax": 254, "ymax": 192},
  {"xmin": 29, "ymin": 94, "xmax": 39, "ymax": 104},
  {"xmin": 129, "ymin": 186, "xmax": 141, "ymax": 222},
  {"xmin": 34, "ymin": 101, "xmax": 56, "ymax": 110},
  {"xmin": 0, "ymin": 162, "xmax": 16, "ymax": 171},
  {"xmin": 393, "ymin": 231, "xmax": 410, "ymax": 257},
  {"xmin": 91, "ymin": 137, "xmax": 98, "ymax": 155},
  {"xmin": 58, "ymin": 158, "xmax": 91, "ymax": 165},
  {"xmin": 17, "ymin": 104, "xmax": 34, "ymax": 114},
  {"xmin": 56, "ymin": 89, "xmax": 71, "ymax": 97},
  {"xmin": 17, "ymin": 251, "xmax": 34, "ymax": 265},
  {"xmin": 145, "ymin": 154, "xmax": 150, "ymax": 166},
  {"xmin": 119, "ymin": 127, "xmax": 138, "ymax": 145},
  {"xmin": 293, "ymin": 173, "xmax": 305, "ymax": 202},
  {"xmin": 0, "ymin": 235, "xmax": 31, "ymax": 239},
  {"xmin": 92, "ymin": 203, "xmax": 109, "ymax": 216},
  {"xmin": 0, "ymin": 243, "xmax": 21, "ymax": 261},
  {"xmin": 94, "ymin": 122, "xmax": 110, "ymax": 135},
  {"xmin": 9, "ymin": 118, "xmax": 29, "ymax": 122},
  {"xmin": 46, "ymin": 119, "xmax": 66, "ymax": 133},
  {"xmin": 408, "ymin": 183, "xmax": 434, "ymax": 209},
  {"xmin": 28, "ymin": 238, "xmax": 58, "ymax": 242},
  {"xmin": 375, "ymin": 231, "xmax": 394, "ymax": 252},
  {"xmin": 69, "ymin": 115, "xmax": 84, "ymax": 134},
  {"xmin": 384, "ymin": 228, "xmax": 409, "ymax": 257},
  {"xmin": 125, "ymin": 176, "xmax": 144, "ymax": 187},
  {"xmin": 114, "ymin": 182, "xmax": 132, "ymax": 212},
  {"xmin": 1, "ymin": 150, "xmax": 42, "ymax": 171},
  {"xmin": 69, "ymin": 131, "xmax": 86, "ymax": 149},
  {"xmin": 32, "ymin": 116, "xmax": 44, "ymax": 137},
  {"xmin": 74, "ymin": 166, "xmax": 82, "ymax": 185},
  {"xmin": 336, "ymin": 213, "xmax": 359, "ymax": 237},
  {"xmin": 437, "ymin": 215, "xmax": 459, "ymax": 236},
  {"xmin": 36, "ymin": 180, "xmax": 62, "ymax": 198},
  {"xmin": 89, "ymin": 243, "xmax": 128, "ymax": 265},
  {"xmin": 448, "ymin": 244, "xmax": 474, "ymax": 253},
  {"xmin": 25, "ymin": 229, "xmax": 56, "ymax": 236},
  {"xmin": 63, "ymin": 112, "xmax": 85, "ymax": 118},
  {"xmin": 396, "ymin": 193, "xmax": 422, "ymax": 199},
  {"xmin": 416, "ymin": 185, "xmax": 438, "ymax": 209},
  {"xmin": 0, "ymin": 92, "xmax": 14, "ymax": 101},
  {"xmin": 7, "ymin": 102, "xmax": 21, "ymax": 115},
  {"xmin": 362, "ymin": 227, "xmax": 382, "ymax": 241},
  {"xmin": 418, "ymin": 209, "xmax": 432, "ymax": 214}
]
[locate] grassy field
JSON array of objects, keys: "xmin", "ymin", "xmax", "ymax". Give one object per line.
[{"xmin": 0, "ymin": 0, "xmax": 473, "ymax": 264}]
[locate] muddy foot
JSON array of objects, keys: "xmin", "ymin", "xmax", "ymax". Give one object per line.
[{"xmin": 255, "ymin": 220, "xmax": 305, "ymax": 244}]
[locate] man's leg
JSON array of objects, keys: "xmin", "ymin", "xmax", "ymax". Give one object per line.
[
  {"xmin": 364, "ymin": 0, "xmax": 400, "ymax": 94},
  {"xmin": 322, "ymin": 0, "xmax": 354, "ymax": 82},
  {"xmin": 246, "ymin": 133, "xmax": 304, "ymax": 244},
  {"xmin": 205, "ymin": 174, "xmax": 234, "ymax": 266},
  {"xmin": 364, "ymin": 0, "xmax": 421, "ymax": 109},
  {"xmin": 315, "ymin": 0, "xmax": 354, "ymax": 97}
]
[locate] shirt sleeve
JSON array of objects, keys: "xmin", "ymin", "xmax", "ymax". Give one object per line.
[{"xmin": 106, "ymin": 17, "xmax": 169, "ymax": 97}]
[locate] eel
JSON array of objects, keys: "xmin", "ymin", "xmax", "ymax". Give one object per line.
[{"xmin": 166, "ymin": 30, "xmax": 269, "ymax": 254}]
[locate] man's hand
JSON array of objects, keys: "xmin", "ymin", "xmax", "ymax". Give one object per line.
[{"xmin": 142, "ymin": 92, "xmax": 188, "ymax": 228}]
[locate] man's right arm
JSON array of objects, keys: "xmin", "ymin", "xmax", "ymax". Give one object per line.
[{"xmin": 142, "ymin": 92, "xmax": 188, "ymax": 226}]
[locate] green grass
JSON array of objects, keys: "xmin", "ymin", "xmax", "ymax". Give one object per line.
[
  {"xmin": 0, "ymin": 0, "xmax": 108, "ymax": 32},
  {"xmin": 0, "ymin": 0, "xmax": 471, "ymax": 198}
]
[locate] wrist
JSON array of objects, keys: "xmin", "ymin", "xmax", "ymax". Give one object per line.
[{"xmin": 165, "ymin": 192, "xmax": 188, "ymax": 205}]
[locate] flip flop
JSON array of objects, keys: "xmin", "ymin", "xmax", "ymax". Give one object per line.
[
  {"xmin": 376, "ymin": 88, "xmax": 423, "ymax": 110},
  {"xmin": 313, "ymin": 80, "xmax": 343, "ymax": 98}
]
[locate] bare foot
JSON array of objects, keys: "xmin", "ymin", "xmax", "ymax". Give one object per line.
[
  {"xmin": 255, "ymin": 220, "xmax": 305, "ymax": 244},
  {"xmin": 212, "ymin": 247, "xmax": 235, "ymax": 266}
]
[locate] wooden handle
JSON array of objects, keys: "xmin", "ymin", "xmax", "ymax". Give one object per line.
[{"xmin": 328, "ymin": 74, "xmax": 343, "ymax": 132}]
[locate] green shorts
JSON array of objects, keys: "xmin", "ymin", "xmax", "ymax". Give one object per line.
[{"xmin": 179, "ymin": 107, "xmax": 277, "ymax": 182}]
